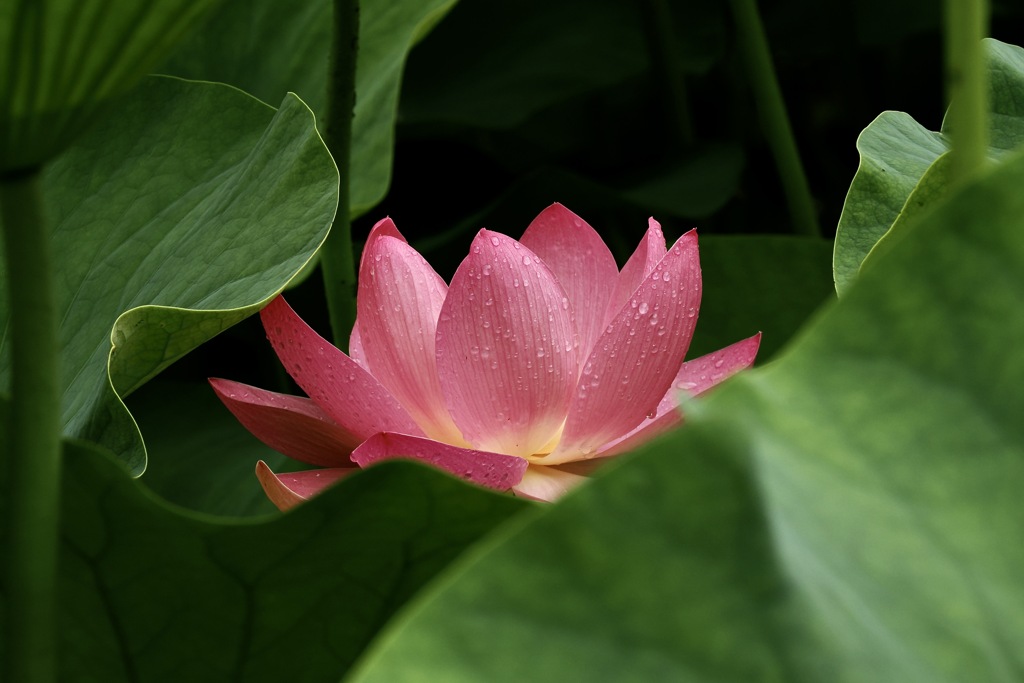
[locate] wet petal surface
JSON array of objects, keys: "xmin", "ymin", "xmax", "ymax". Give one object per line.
[
  {"xmin": 598, "ymin": 333, "xmax": 762, "ymax": 456},
  {"xmin": 520, "ymin": 203, "xmax": 618, "ymax": 360},
  {"xmin": 210, "ymin": 378, "xmax": 358, "ymax": 467},
  {"xmin": 261, "ymin": 296, "xmax": 423, "ymax": 439},
  {"xmin": 436, "ymin": 230, "xmax": 579, "ymax": 456},
  {"xmin": 551, "ymin": 230, "xmax": 702, "ymax": 461},
  {"xmin": 351, "ymin": 433, "xmax": 528, "ymax": 490},
  {"xmin": 604, "ymin": 218, "xmax": 667, "ymax": 328},
  {"xmin": 255, "ymin": 461, "xmax": 354, "ymax": 511},
  {"xmin": 358, "ymin": 232, "xmax": 463, "ymax": 443}
]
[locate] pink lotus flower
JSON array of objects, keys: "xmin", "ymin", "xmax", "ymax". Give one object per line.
[{"xmin": 211, "ymin": 204, "xmax": 759, "ymax": 509}]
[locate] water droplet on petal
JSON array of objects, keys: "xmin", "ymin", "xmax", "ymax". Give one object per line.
[
  {"xmin": 638, "ymin": 302, "xmax": 649, "ymax": 315},
  {"xmin": 662, "ymin": 271, "xmax": 671, "ymax": 282},
  {"xmin": 490, "ymin": 236, "xmax": 500, "ymax": 246},
  {"xmin": 523, "ymin": 255, "xmax": 532, "ymax": 265}
]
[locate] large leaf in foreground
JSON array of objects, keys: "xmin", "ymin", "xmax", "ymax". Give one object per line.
[
  {"xmin": 0, "ymin": 0, "xmax": 216, "ymax": 170},
  {"xmin": 0, "ymin": 76, "xmax": 337, "ymax": 472},
  {"xmin": 348, "ymin": 155, "xmax": 1024, "ymax": 678},
  {"xmin": 162, "ymin": 0, "xmax": 457, "ymax": 215},
  {"xmin": 0, "ymin": 417, "xmax": 527, "ymax": 681},
  {"xmin": 833, "ymin": 37, "xmax": 1024, "ymax": 294}
]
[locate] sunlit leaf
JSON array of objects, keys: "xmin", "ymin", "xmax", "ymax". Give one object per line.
[
  {"xmin": 0, "ymin": 76, "xmax": 337, "ymax": 472},
  {"xmin": 833, "ymin": 38, "xmax": 1024, "ymax": 295}
]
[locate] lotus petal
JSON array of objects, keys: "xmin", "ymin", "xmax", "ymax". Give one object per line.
[
  {"xmin": 551, "ymin": 231, "xmax": 702, "ymax": 461},
  {"xmin": 351, "ymin": 433, "xmax": 528, "ymax": 490},
  {"xmin": 520, "ymin": 203, "xmax": 618, "ymax": 360},
  {"xmin": 358, "ymin": 230, "xmax": 463, "ymax": 443},
  {"xmin": 597, "ymin": 333, "xmax": 762, "ymax": 457},
  {"xmin": 255, "ymin": 461, "xmax": 354, "ymax": 511},
  {"xmin": 604, "ymin": 218, "xmax": 667, "ymax": 328},
  {"xmin": 210, "ymin": 378, "xmax": 357, "ymax": 467},
  {"xmin": 260, "ymin": 296, "xmax": 423, "ymax": 439},
  {"xmin": 436, "ymin": 230, "xmax": 580, "ymax": 456},
  {"xmin": 512, "ymin": 465, "xmax": 589, "ymax": 502}
]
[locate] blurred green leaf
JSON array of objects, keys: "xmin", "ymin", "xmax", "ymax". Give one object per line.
[
  {"xmin": 0, "ymin": 0, "xmax": 218, "ymax": 171},
  {"xmin": 620, "ymin": 144, "xmax": 745, "ymax": 220},
  {"xmin": 0, "ymin": 76, "xmax": 337, "ymax": 473},
  {"xmin": 161, "ymin": 0, "xmax": 457, "ymax": 215},
  {"xmin": 400, "ymin": 0, "xmax": 729, "ymax": 131},
  {"xmin": 833, "ymin": 38, "xmax": 1024, "ymax": 295},
  {"xmin": 399, "ymin": 0, "xmax": 646, "ymax": 130},
  {"xmin": 348, "ymin": 148, "xmax": 1024, "ymax": 681}
]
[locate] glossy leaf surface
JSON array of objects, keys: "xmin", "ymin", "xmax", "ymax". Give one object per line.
[
  {"xmin": 0, "ymin": 76, "xmax": 337, "ymax": 472},
  {"xmin": 833, "ymin": 38, "xmax": 1024, "ymax": 294}
]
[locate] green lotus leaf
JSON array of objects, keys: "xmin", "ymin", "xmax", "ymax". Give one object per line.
[
  {"xmin": 0, "ymin": 399, "xmax": 528, "ymax": 680},
  {"xmin": 0, "ymin": 0, "xmax": 218, "ymax": 171},
  {"xmin": 833, "ymin": 37, "xmax": 1024, "ymax": 295},
  {"xmin": 348, "ymin": 148, "xmax": 1024, "ymax": 681},
  {"xmin": 161, "ymin": 0, "xmax": 457, "ymax": 216},
  {"xmin": 0, "ymin": 76, "xmax": 338, "ymax": 472}
]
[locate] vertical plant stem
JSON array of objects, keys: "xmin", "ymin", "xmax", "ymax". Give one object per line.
[
  {"xmin": 944, "ymin": 0, "xmax": 989, "ymax": 185},
  {"xmin": 729, "ymin": 0, "xmax": 821, "ymax": 238},
  {"xmin": 321, "ymin": 0, "xmax": 360, "ymax": 349},
  {"xmin": 1, "ymin": 169, "xmax": 61, "ymax": 683}
]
